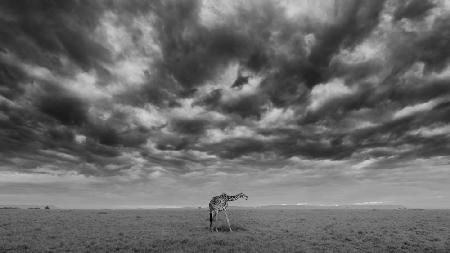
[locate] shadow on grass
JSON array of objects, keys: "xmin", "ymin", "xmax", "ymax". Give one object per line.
[{"xmin": 211, "ymin": 224, "xmax": 248, "ymax": 232}]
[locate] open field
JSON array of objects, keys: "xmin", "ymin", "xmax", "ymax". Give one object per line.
[{"xmin": 0, "ymin": 209, "xmax": 449, "ymax": 252}]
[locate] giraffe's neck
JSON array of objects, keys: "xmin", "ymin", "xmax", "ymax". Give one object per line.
[{"xmin": 226, "ymin": 194, "xmax": 242, "ymax": 202}]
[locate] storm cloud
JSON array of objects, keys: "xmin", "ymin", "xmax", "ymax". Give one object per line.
[{"xmin": 0, "ymin": 0, "xmax": 449, "ymax": 208}]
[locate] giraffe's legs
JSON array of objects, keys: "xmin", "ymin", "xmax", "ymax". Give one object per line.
[
  {"xmin": 209, "ymin": 211, "xmax": 213, "ymax": 232},
  {"xmin": 213, "ymin": 211, "xmax": 219, "ymax": 232},
  {"xmin": 224, "ymin": 210, "xmax": 232, "ymax": 232},
  {"xmin": 210, "ymin": 211, "xmax": 218, "ymax": 232}
]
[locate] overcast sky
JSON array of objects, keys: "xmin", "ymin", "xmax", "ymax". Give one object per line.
[{"xmin": 0, "ymin": 0, "xmax": 449, "ymax": 209}]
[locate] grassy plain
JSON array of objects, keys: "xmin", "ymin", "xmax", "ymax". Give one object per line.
[{"xmin": 0, "ymin": 209, "xmax": 449, "ymax": 252}]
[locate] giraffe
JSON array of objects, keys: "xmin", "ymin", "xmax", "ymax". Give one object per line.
[{"xmin": 209, "ymin": 192, "xmax": 248, "ymax": 232}]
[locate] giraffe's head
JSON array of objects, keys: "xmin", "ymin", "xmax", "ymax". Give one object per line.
[{"xmin": 238, "ymin": 193, "xmax": 248, "ymax": 200}]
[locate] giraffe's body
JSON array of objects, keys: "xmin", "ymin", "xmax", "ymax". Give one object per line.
[{"xmin": 209, "ymin": 193, "xmax": 248, "ymax": 232}]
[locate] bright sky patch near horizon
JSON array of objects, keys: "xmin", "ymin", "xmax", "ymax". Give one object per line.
[{"xmin": 0, "ymin": 0, "xmax": 449, "ymax": 209}]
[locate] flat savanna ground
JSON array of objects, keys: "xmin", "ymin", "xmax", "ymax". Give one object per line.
[{"xmin": 0, "ymin": 209, "xmax": 449, "ymax": 252}]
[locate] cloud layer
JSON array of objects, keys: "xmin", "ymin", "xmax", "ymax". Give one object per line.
[{"xmin": 0, "ymin": 0, "xmax": 449, "ymax": 208}]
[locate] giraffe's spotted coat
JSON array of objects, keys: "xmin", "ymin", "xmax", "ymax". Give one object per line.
[{"xmin": 209, "ymin": 193, "xmax": 248, "ymax": 232}]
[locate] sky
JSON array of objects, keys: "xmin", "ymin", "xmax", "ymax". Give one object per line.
[{"xmin": 0, "ymin": 0, "xmax": 449, "ymax": 209}]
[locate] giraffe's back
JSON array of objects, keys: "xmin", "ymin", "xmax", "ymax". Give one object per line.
[{"xmin": 209, "ymin": 195, "xmax": 227, "ymax": 211}]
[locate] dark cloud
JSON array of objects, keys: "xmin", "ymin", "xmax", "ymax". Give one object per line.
[
  {"xmin": 0, "ymin": 109, "xmax": 41, "ymax": 153},
  {"xmin": 0, "ymin": 63, "xmax": 28, "ymax": 99},
  {"xmin": 170, "ymin": 118, "xmax": 208, "ymax": 136},
  {"xmin": 38, "ymin": 85, "xmax": 88, "ymax": 126},
  {"xmin": 86, "ymin": 119, "xmax": 151, "ymax": 148},
  {"xmin": 417, "ymin": 15, "xmax": 450, "ymax": 72},
  {"xmin": 330, "ymin": 59, "xmax": 384, "ymax": 83},
  {"xmin": 203, "ymin": 138, "xmax": 266, "ymax": 159},
  {"xmin": 90, "ymin": 125, "xmax": 119, "ymax": 146},
  {"xmin": 0, "ymin": 0, "xmax": 449, "ymax": 184},
  {"xmin": 117, "ymin": 128, "xmax": 151, "ymax": 148},
  {"xmin": 347, "ymin": 100, "xmax": 450, "ymax": 159},
  {"xmin": 151, "ymin": 0, "xmax": 244, "ymax": 90},
  {"xmin": 194, "ymin": 89, "xmax": 222, "ymax": 108},
  {"xmin": 195, "ymin": 89, "xmax": 268, "ymax": 119},
  {"xmin": 46, "ymin": 126, "xmax": 75, "ymax": 143},
  {"xmin": 156, "ymin": 136, "xmax": 189, "ymax": 151},
  {"xmin": 393, "ymin": 0, "xmax": 436, "ymax": 21},
  {"xmin": 260, "ymin": 74, "xmax": 308, "ymax": 107},
  {"xmin": 0, "ymin": 0, "xmax": 110, "ymax": 72},
  {"xmin": 388, "ymin": 78, "xmax": 450, "ymax": 106},
  {"xmin": 231, "ymin": 74, "xmax": 250, "ymax": 89},
  {"xmin": 304, "ymin": 0, "xmax": 386, "ymax": 87},
  {"xmin": 221, "ymin": 94, "xmax": 267, "ymax": 119}
]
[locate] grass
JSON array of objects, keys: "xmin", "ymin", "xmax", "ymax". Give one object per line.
[{"xmin": 0, "ymin": 209, "xmax": 449, "ymax": 252}]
